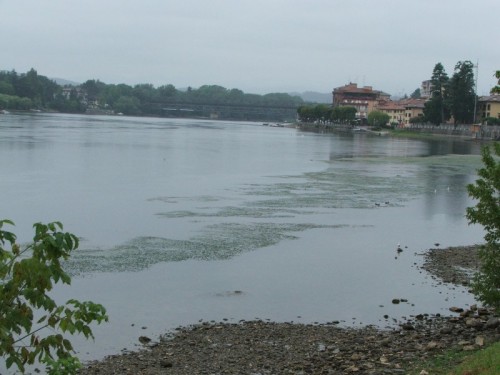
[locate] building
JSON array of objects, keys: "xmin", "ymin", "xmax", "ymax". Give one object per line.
[
  {"xmin": 61, "ymin": 87, "xmax": 88, "ymax": 104},
  {"xmin": 332, "ymin": 83, "xmax": 390, "ymax": 120},
  {"xmin": 376, "ymin": 101, "xmax": 406, "ymax": 126},
  {"xmin": 420, "ymin": 80, "xmax": 432, "ymax": 99},
  {"xmin": 477, "ymin": 95, "xmax": 500, "ymax": 124},
  {"xmin": 400, "ymin": 98, "xmax": 426, "ymax": 125}
]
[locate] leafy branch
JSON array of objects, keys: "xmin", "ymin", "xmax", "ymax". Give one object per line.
[{"xmin": 0, "ymin": 219, "xmax": 108, "ymax": 373}]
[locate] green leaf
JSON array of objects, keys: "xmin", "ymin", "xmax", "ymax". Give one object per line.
[
  {"xmin": 0, "ymin": 219, "xmax": 108, "ymax": 372},
  {"xmin": 62, "ymin": 339, "xmax": 73, "ymax": 351}
]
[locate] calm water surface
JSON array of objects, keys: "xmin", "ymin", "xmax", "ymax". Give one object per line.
[{"xmin": 0, "ymin": 113, "xmax": 486, "ymax": 363}]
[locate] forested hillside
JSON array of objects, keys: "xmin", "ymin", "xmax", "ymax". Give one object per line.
[{"xmin": 0, "ymin": 69, "xmax": 303, "ymax": 121}]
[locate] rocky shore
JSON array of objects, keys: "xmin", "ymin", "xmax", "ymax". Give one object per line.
[{"xmin": 79, "ymin": 245, "xmax": 499, "ymax": 375}]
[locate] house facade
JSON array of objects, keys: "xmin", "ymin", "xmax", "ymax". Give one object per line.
[
  {"xmin": 376, "ymin": 101, "xmax": 406, "ymax": 125},
  {"xmin": 332, "ymin": 83, "xmax": 426, "ymax": 126},
  {"xmin": 400, "ymin": 98, "xmax": 426, "ymax": 125},
  {"xmin": 332, "ymin": 83, "xmax": 390, "ymax": 120},
  {"xmin": 477, "ymin": 95, "xmax": 500, "ymax": 124},
  {"xmin": 420, "ymin": 80, "xmax": 432, "ymax": 99}
]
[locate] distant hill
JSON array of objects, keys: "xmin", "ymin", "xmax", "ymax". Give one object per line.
[
  {"xmin": 290, "ymin": 91, "xmax": 331, "ymax": 104},
  {"xmin": 50, "ymin": 77, "xmax": 81, "ymax": 86}
]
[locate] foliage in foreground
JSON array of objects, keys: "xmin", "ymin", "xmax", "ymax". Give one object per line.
[
  {"xmin": 466, "ymin": 143, "xmax": 500, "ymax": 310},
  {"xmin": 410, "ymin": 342, "xmax": 500, "ymax": 375},
  {"xmin": 0, "ymin": 220, "xmax": 108, "ymax": 373}
]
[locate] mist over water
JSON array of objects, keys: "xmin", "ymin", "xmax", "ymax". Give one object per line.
[{"xmin": 0, "ymin": 113, "xmax": 486, "ymax": 362}]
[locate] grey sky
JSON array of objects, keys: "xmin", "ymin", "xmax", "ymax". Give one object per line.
[{"xmin": 1, "ymin": 0, "xmax": 499, "ymax": 96}]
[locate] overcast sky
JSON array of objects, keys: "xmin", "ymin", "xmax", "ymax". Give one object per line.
[{"xmin": 1, "ymin": 0, "xmax": 499, "ymax": 96}]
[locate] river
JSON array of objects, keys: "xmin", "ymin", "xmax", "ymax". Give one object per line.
[{"xmin": 0, "ymin": 112, "xmax": 486, "ymax": 364}]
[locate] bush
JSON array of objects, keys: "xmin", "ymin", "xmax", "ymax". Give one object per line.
[
  {"xmin": 0, "ymin": 220, "xmax": 108, "ymax": 373},
  {"xmin": 484, "ymin": 117, "xmax": 500, "ymax": 126},
  {"xmin": 466, "ymin": 144, "xmax": 500, "ymax": 311},
  {"xmin": 367, "ymin": 110, "xmax": 390, "ymax": 127}
]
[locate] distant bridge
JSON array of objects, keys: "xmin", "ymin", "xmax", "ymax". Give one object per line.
[{"xmin": 156, "ymin": 102, "xmax": 298, "ymax": 121}]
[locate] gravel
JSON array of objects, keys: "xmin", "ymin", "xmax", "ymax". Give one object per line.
[{"xmin": 78, "ymin": 245, "xmax": 499, "ymax": 375}]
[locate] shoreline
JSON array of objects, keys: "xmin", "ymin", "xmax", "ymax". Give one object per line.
[{"xmin": 78, "ymin": 245, "xmax": 500, "ymax": 375}]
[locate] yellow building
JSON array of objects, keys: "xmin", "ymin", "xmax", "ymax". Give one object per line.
[
  {"xmin": 478, "ymin": 95, "xmax": 500, "ymax": 124},
  {"xmin": 400, "ymin": 98, "xmax": 426, "ymax": 125},
  {"xmin": 376, "ymin": 101, "xmax": 406, "ymax": 126}
]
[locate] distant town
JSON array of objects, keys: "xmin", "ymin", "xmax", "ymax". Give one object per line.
[
  {"xmin": 299, "ymin": 62, "xmax": 500, "ymax": 128},
  {"xmin": 1, "ymin": 63, "xmax": 499, "ymax": 125}
]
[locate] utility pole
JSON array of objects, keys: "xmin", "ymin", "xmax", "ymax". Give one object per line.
[{"xmin": 473, "ymin": 60, "xmax": 479, "ymax": 124}]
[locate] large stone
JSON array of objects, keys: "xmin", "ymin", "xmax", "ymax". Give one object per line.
[
  {"xmin": 465, "ymin": 318, "xmax": 483, "ymax": 328},
  {"xmin": 485, "ymin": 317, "xmax": 499, "ymax": 329},
  {"xmin": 138, "ymin": 336, "xmax": 151, "ymax": 344}
]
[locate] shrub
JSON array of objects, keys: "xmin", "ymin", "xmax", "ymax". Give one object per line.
[
  {"xmin": 0, "ymin": 220, "xmax": 108, "ymax": 373},
  {"xmin": 466, "ymin": 144, "xmax": 500, "ymax": 310}
]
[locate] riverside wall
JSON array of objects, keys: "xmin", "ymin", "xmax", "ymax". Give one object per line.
[
  {"xmin": 298, "ymin": 122, "xmax": 500, "ymax": 140},
  {"xmin": 402, "ymin": 124, "xmax": 500, "ymax": 140}
]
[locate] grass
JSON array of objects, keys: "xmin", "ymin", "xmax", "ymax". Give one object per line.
[{"xmin": 409, "ymin": 342, "xmax": 500, "ymax": 374}]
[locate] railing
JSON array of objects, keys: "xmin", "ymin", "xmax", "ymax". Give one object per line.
[{"xmin": 404, "ymin": 124, "xmax": 500, "ymax": 139}]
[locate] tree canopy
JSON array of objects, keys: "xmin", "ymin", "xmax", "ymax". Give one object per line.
[
  {"xmin": 0, "ymin": 68, "xmax": 304, "ymax": 121},
  {"xmin": 367, "ymin": 110, "xmax": 390, "ymax": 127},
  {"xmin": 423, "ymin": 63, "xmax": 451, "ymax": 125},
  {"xmin": 447, "ymin": 61, "xmax": 476, "ymax": 124},
  {"xmin": 297, "ymin": 104, "xmax": 357, "ymax": 124},
  {"xmin": 491, "ymin": 70, "xmax": 500, "ymax": 94}
]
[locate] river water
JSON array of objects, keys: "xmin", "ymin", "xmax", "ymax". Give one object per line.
[{"xmin": 0, "ymin": 113, "xmax": 486, "ymax": 363}]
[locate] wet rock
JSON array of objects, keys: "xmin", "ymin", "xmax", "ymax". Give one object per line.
[
  {"xmin": 465, "ymin": 318, "xmax": 483, "ymax": 329},
  {"xmin": 485, "ymin": 317, "xmax": 500, "ymax": 329},
  {"xmin": 426, "ymin": 341, "xmax": 439, "ymax": 350},
  {"xmin": 439, "ymin": 326, "xmax": 453, "ymax": 334},
  {"xmin": 138, "ymin": 336, "xmax": 151, "ymax": 344},
  {"xmin": 400, "ymin": 323, "xmax": 415, "ymax": 331},
  {"xmin": 160, "ymin": 360, "xmax": 173, "ymax": 368}
]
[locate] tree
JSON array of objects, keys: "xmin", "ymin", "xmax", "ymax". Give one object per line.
[
  {"xmin": 331, "ymin": 106, "xmax": 356, "ymax": 124},
  {"xmin": 297, "ymin": 105, "xmax": 315, "ymax": 122},
  {"xmin": 410, "ymin": 88, "xmax": 421, "ymax": 99},
  {"xmin": 0, "ymin": 81, "xmax": 15, "ymax": 96},
  {"xmin": 158, "ymin": 84, "xmax": 177, "ymax": 99},
  {"xmin": 466, "ymin": 144, "xmax": 500, "ymax": 311},
  {"xmin": 114, "ymin": 95, "xmax": 141, "ymax": 115},
  {"xmin": 0, "ymin": 220, "xmax": 108, "ymax": 373},
  {"xmin": 491, "ymin": 70, "xmax": 500, "ymax": 94},
  {"xmin": 313, "ymin": 104, "xmax": 332, "ymax": 123},
  {"xmin": 423, "ymin": 63, "xmax": 450, "ymax": 125},
  {"xmin": 447, "ymin": 60, "xmax": 476, "ymax": 124},
  {"xmin": 367, "ymin": 110, "xmax": 390, "ymax": 127},
  {"xmin": 80, "ymin": 79, "xmax": 106, "ymax": 102}
]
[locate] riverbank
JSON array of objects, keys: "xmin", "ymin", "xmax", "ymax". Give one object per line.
[{"xmin": 78, "ymin": 245, "xmax": 499, "ymax": 375}]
